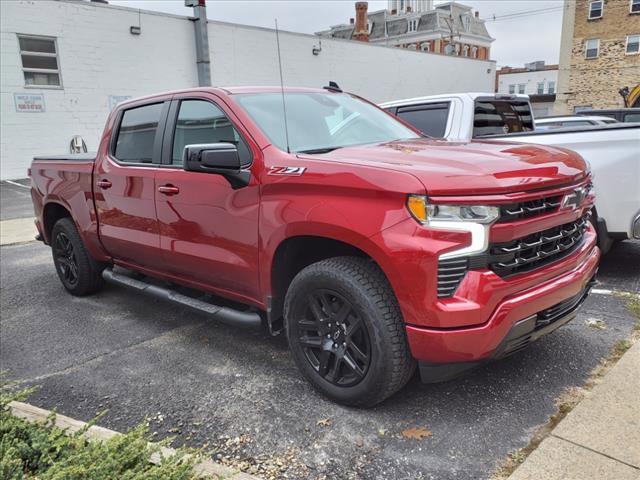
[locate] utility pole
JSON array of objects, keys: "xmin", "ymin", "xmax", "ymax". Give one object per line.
[
  {"xmin": 442, "ymin": 14, "xmax": 460, "ymax": 55},
  {"xmin": 186, "ymin": 0, "xmax": 211, "ymax": 86}
]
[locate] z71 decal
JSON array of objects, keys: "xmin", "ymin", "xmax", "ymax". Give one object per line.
[{"xmin": 268, "ymin": 166, "xmax": 307, "ymax": 176}]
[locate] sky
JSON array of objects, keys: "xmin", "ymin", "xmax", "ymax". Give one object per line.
[{"xmin": 109, "ymin": 0, "xmax": 565, "ymax": 67}]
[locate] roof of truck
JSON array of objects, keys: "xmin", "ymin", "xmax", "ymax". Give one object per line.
[{"xmin": 379, "ymin": 92, "xmax": 530, "ymax": 108}]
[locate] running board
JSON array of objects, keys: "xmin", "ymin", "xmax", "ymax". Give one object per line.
[{"xmin": 102, "ymin": 269, "xmax": 262, "ymax": 329}]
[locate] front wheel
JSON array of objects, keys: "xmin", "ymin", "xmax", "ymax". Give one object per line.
[
  {"xmin": 51, "ymin": 217, "xmax": 106, "ymax": 296},
  {"xmin": 284, "ymin": 257, "xmax": 415, "ymax": 407}
]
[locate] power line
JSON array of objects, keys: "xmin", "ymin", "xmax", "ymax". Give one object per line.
[{"xmin": 482, "ymin": 6, "xmax": 564, "ymax": 23}]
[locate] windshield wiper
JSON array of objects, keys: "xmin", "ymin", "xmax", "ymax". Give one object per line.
[{"xmin": 297, "ymin": 147, "xmax": 341, "ymax": 154}]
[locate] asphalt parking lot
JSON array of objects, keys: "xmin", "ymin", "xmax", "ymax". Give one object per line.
[{"xmin": 1, "ymin": 182, "xmax": 639, "ymax": 480}]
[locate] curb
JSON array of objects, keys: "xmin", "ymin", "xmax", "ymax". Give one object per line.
[{"xmin": 9, "ymin": 401, "xmax": 261, "ymax": 480}]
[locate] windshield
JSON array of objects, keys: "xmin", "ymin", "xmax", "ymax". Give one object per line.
[{"xmin": 234, "ymin": 92, "xmax": 420, "ymax": 153}]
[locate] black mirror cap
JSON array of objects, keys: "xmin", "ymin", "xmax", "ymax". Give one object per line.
[{"xmin": 183, "ymin": 143, "xmax": 250, "ymax": 189}]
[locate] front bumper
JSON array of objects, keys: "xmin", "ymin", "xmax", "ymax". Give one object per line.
[
  {"xmin": 405, "ymin": 243, "xmax": 600, "ymax": 382},
  {"xmin": 417, "ymin": 277, "xmax": 595, "ymax": 382}
]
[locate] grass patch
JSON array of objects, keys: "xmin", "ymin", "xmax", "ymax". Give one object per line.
[{"xmin": 0, "ymin": 375, "xmax": 201, "ymax": 480}]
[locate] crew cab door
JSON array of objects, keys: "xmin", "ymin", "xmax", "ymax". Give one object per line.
[
  {"xmin": 94, "ymin": 100, "xmax": 170, "ymax": 268},
  {"xmin": 154, "ymin": 94, "xmax": 261, "ymax": 303}
]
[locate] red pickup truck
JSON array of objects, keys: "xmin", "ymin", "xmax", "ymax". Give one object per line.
[{"xmin": 29, "ymin": 86, "xmax": 599, "ymax": 406}]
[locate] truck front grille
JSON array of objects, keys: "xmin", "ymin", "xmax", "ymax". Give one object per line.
[
  {"xmin": 488, "ymin": 214, "xmax": 589, "ymax": 277},
  {"xmin": 437, "ymin": 258, "xmax": 468, "ymax": 298},
  {"xmin": 498, "ymin": 195, "xmax": 562, "ymax": 222}
]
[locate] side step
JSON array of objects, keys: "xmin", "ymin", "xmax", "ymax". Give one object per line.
[{"xmin": 102, "ymin": 269, "xmax": 262, "ymax": 329}]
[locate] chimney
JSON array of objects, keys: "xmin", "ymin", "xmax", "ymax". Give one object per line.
[
  {"xmin": 354, "ymin": 2, "xmax": 369, "ymax": 42},
  {"xmin": 474, "ymin": 11, "xmax": 479, "ymax": 18},
  {"xmin": 350, "ymin": 17, "xmax": 354, "ymax": 24}
]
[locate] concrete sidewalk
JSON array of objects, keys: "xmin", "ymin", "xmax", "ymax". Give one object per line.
[
  {"xmin": 509, "ymin": 340, "xmax": 640, "ymax": 480},
  {"xmin": 0, "ymin": 217, "xmax": 37, "ymax": 246}
]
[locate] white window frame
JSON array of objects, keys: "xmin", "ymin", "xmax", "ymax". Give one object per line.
[
  {"xmin": 631, "ymin": 0, "xmax": 640, "ymax": 14},
  {"xmin": 537, "ymin": 82, "xmax": 545, "ymax": 95},
  {"xmin": 518, "ymin": 84, "xmax": 526, "ymax": 94},
  {"xmin": 421, "ymin": 43, "xmax": 430, "ymax": 52},
  {"xmin": 471, "ymin": 46, "xmax": 478, "ymax": 58},
  {"xmin": 17, "ymin": 34, "xmax": 63, "ymax": 89},
  {"xmin": 407, "ymin": 18, "xmax": 419, "ymax": 33},
  {"xmin": 508, "ymin": 84, "xmax": 516, "ymax": 94},
  {"xmin": 462, "ymin": 45, "xmax": 469, "ymax": 57},
  {"xmin": 585, "ymin": 38, "xmax": 600, "ymax": 59},
  {"xmin": 548, "ymin": 81, "xmax": 556, "ymax": 94},
  {"xmin": 626, "ymin": 34, "xmax": 640, "ymax": 55},
  {"xmin": 588, "ymin": 0, "xmax": 603, "ymax": 19}
]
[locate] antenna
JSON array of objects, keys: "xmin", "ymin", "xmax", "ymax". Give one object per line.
[{"xmin": 274, "ymin": 19, "xmax": 291, "ymax": 154}]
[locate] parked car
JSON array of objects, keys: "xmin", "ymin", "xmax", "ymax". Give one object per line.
[
  {"xmin": 535, "ymin": 115, "xmax": 618, "ymax": 131},
  {"xmin": 381, "ymin": 93, "xmax": 640, "ymax": 252},
  {"xmin": 576, "ymin": 108, "xmax": 640, "ymax": 123},
  {"xmin": 30, "ymin": 87, "xmax": 599, "ymax": 406}
]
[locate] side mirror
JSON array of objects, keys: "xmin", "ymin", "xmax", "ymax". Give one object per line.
[{"xmin": 183, "ymin": 143, "xmax": 250, "ymax": 189}]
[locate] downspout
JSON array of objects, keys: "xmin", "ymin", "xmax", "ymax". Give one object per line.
[{"xmin": 186, "ymin": 0, "xmax": 211, "ymax": 86}]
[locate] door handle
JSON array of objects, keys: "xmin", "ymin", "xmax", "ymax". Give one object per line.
[
  {"xmin": 97, "ymin": 179, "xmax": 112, "ymax": 189},
  {"xmin": 158, "ymin": 185, "xmax": 180, "ymax": 195}
]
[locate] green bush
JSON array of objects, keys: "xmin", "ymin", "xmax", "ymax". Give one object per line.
[{"xmin": 0, "ymin": 376, "xmax": 201, "ymax": 480}]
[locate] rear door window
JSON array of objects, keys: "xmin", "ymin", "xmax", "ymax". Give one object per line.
[
  {"xmin": 473, "ymin": 99, "xmax": 534, "ymax": 137},
  {"xmin": 396, "ymin": 103, "xmax": 450, "ymax": 138},
  {"xmin": 114, "ymin": 103, "xmax": 163, "ymax": 163}
]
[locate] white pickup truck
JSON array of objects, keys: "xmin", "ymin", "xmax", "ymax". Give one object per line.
[{"xmin": 380, "ymin": 93, "xmax": 640, "ymax": 252}]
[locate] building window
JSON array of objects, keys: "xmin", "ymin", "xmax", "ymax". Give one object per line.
[
  {"xmin": 518, "ymin": 84, "xmax": 526, "ymax": 94},
  {"xmin": 462, "ymin": 14, "xmax": 471, "ymax": 32},
  {"xmin": 463, "ymin": 45, "xmax": 470, "ymax": 57},
  {"xmin": 548, "ymin": 81, "xmax": 556, "ymax": 94},
  {"xmin": 537, "ymin": 82, "xmax": 545, "ymax": 94},
  {"xmin": 631, "ymin": 0, "xmax": 640, "ymax": 14},
  {"xmin": 17, "ymin": 35, "xmax": 62, "ymax": 88},
  {"xmin": 585, "ymin": 38, "xmax": 599, "ymax": 59},
  {"xmin": 471, "ymin": 46, "xmax": 478, "ymax": 58},
  {"xmin": 408, "ymin": 19, "xmax": 419, "ymax": 33},
  {"xmin": 588, "ymin": 1, "xmax": 603, "ymax": 19},
  {"xmin": 421, "ymin": 43, "xmax": 430, "ymax": 52},
  {"xmin": 509, "ymin": 84, "xmax": 516, "ymax": 94},
  {"xmin": 626, "ymin": 35, "xmax": 640, "ymax": 54}
]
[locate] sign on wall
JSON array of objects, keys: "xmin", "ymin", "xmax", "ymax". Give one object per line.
[
  {"xmin": 14, "ymin": 93, "xmax": 46, "ymax": 113},
  {"xmin": 109, "ymin": 95, "xmax": 132, "ymax": 110}
]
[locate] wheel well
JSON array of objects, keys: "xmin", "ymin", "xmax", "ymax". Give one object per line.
[
  {"xmin": 43, "ymin": 203, "xmax": 71, "ymax": 241},
  {"xmin": 269, "ymin": 236, "xmax": 372, "ymax": 333}
]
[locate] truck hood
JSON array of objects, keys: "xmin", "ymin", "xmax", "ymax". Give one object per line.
[{"xmin": 304, "ymin": 138, "xmax": 587, "ymax": 195}]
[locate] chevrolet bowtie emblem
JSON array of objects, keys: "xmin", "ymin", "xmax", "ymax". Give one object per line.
[{"xmin": 561, "ymin": 187, "xmax": 586, "ymax": 210}]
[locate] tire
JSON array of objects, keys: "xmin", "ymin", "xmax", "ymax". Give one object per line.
[
  {"xmin": 50, "ymin": 217, "xmax": 106, "ymax": 296},
  {"xmin": 284, "ymin": 256, "xmax": 416, "ymax": 407}
]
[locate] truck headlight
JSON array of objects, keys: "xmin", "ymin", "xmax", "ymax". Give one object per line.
[
  {"xmin": 407, "ymin": 195, "xmax": 499, "ymax": 225},
  {"xmin": 407, "ymin": 195, "xmax": 499, "ymax": 259}
]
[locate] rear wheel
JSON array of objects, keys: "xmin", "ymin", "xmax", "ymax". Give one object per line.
[
  {"xmin": 284, "ymin": 257, "xmax": 415, "ymax": 407},
  {"xmin": 51, "ymin": 217, "xmax": 106, "ymax": 296}
]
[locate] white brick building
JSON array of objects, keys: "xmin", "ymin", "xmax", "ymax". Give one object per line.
[{"xmin": 0, "ymin": 0, "xmax": 496, "ymax": 179}]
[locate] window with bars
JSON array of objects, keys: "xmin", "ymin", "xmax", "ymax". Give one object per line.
[{"xmin": 17, "ymin": 35, "xmax": 62, "ymax": 87}]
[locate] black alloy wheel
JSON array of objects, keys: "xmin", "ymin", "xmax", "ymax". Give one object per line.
[
  {"xmin": 53, "ymin": 231, "xmax": 79, "ymax": 287},
  {"xmin": 297, "ymin": 289, "xmax": 371, "ymax": 387}
]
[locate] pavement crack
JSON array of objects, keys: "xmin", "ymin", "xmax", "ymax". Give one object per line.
[
  {"xmin": 17, "ymin": 322, "xmax": 206, "ymax": 385},
  {"xmin": 550, "ymin": 434, "xmax": 640, "ymax": 470}
]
